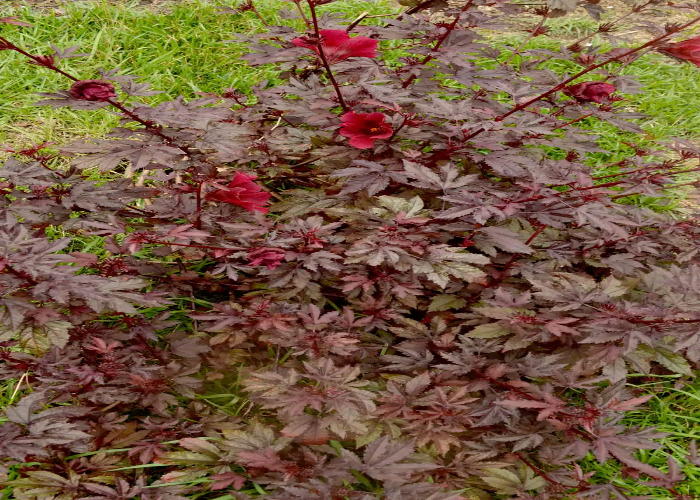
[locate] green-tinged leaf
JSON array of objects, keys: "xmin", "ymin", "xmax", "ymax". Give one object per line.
[
  {"xmin": 178, "ymin": 437, "xmax": 222, "ymax": 458},
  {"xmin": 655, "ymin": 348, "xmax": 693, "ymax": 376},
  {"xmin": 600, "ymin": 276, "xmax": 628, "ymax": 298},
  {"xmin": 523, "ymin": 475, "xmax": 547, "ymax": 491},
  {"xmin": 602, "ymin": 357, "xmax": 628, "ymax": 383},
  {"xmin": 481, "ymin": 468, "xmax": 522, "ymax": 494},
  {"xmin": 377, "ymin": 195, "xmax": 425, "ymax": 218},
  {"xmin": 474, "ymin": 307, "xmax": 534, "ymax": 320},
  {"xmin": 429, "ymin": 294, "xmax": 467, "ymax": 312},
  {"xmin": 160, "ymin": 468, "xmax": 212, "ymax": 484},
  {"xmin": 460, "ymin": 487, "xmax": 493, "ymax": 500},
  {"xmin": 465, "ymin": 323, "xmax": 510, "ymax": 339},
  {"xmin": 158, "ymin": 451, "xmax": 219, "ymax": 465},
  {"xmin": 0, "ymin": 320, "xmax": 71, "ymax": 353},
  {"xmin": 356, "ymin": 426, "xmax": 383, "ymax": 448},
  {"xmin": 420, "ymin": 261, "xmax": 486, "ymax": 288}
]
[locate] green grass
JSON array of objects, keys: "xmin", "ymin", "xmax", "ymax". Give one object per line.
[
  {"xmin": 579, "ymin": 376, "xmax": 700, "ymax": 499},
  {"xmin": 0, "ymin": 0, "xmax": 396, "ymax": 147},
  {"xmin": 490, "ymin": 31, "xmax": 700, "ymax": 142},
  {"xmin": 486, "ymin": 29, "xmax": 700, "ymax": 213},
  {"xmin": 2, "ymin": 1, "xmax": 700, "ymax": 498}
]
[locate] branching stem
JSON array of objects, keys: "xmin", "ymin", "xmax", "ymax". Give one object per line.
[
  {"xmin": 306, "ymin": 0, "xmax": 349, "ymax": 112},
  {"xmin": 401, "ymin": 0, "xmax": 474, "ymax": 89},
  {"xmin": 502, "ymin": 12, "xmax": 548, "ymax": 66},
  {"xmin": 464, "ymin": 15, "xmax": 700, "ymax": 140}
]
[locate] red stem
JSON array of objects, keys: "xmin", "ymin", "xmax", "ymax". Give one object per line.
[
  {"xmin": 567, "ymin": 0, "xmax": 653, "ymax": 49},
  {"xmin": 195, "ymin": 182, "xmax": 204, "ymax": 230},
  {"xmin": 2, "ymin": 37, "xmax": 196, "ymax": 158},
  {"xmin": 248, "ymin": 0, "xmax": 269, "ymax": 26},
  {"xmin": 292, "ymin": 0, "xmax": 311, "ymax": 28},
  {"xmin": 401, "ymin": 0, "xmax": 474, "ymax": 89},
  {"xmin": 581, "ymin": 217, "xmax": 700, "ymax": 255},
  {"xmin": 2, "ymin": 263, "xmax": 38, "ymax": 286},
  {"xmin": 497, "ymin": 16, "xmax": 700, "ymax": 122},
  {"xmin": 502, "ymin": 13, "xmax": 548, "ymax": 66},
  {"xmin": 629, "ymin": 317, "xmax": 700, "ymax": 326},
  {"xmin": 463, "ymin": 15, "xmax": 700, "ymax": 142},
  {"xmin": 306, "ymin": 1, "xmax": 348, "ymax": 112},
  {"xmin": 552, "ymin": 113, "xmax": 593, "ymax": 130},
  {"xmin": 515, "ymin": 453, "xmax": 560, "ymax": 486}
]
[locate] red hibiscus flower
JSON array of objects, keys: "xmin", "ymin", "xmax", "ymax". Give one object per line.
[
  {"xmin": 339, "ymin": 111, "xmax": 393, "ymax": 149},
  {"xmin": 563, "ymin": 81, "xmax": 616, "ymax": 104},
  {"xmin": 658, "ymin": 35, "xmax": 700, "ymax": 67},
  {"xmin": 247, "ymin": 248, "xmax": 286, "ymax": 270},
  {"xmin": 206, "ymin": 172, "xmax": 271, "ymax": 214},
  {"xmin": 68, "ymin": 80, "xmax": 118, "ymax": 101},
  {"xmin": 292, "ymin": 29, "xmax": 378, "ymax": 64}
]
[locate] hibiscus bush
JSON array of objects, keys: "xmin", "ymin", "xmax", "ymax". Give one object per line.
[{"xmin": 3, "ymin": 0, "xmax": 700, "ymax": 498}]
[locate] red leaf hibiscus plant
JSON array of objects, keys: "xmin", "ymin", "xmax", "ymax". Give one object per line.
[{"xmin": 2, "ymin": 2, "xmax": 700, "ymax": 499}]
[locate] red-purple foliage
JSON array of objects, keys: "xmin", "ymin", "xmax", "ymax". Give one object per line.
[{"xmin": 2, "ymin": 0, "xmax": 700, "ymax": 499}]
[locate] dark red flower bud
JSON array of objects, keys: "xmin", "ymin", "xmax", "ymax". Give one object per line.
[
  {"xmin": 29, "ymin": 55, "xmax": 56, "ymax": 67},
  {"xmin": 68, "ymin": 80, "xmax": 118, "ymax": 102},
  {"xmin": 658, "ymin": 35, "xmax": 700, "ymax": 67},
  {"xmin": 576, "ymin": 53, "xmax": 596, "ymax": 66},
  {"xmin": 563, "ymin": 81, "xmax": 616, "ymax": 104}
]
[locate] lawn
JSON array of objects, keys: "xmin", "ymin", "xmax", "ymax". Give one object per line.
[{"xmin": 2, "ymin": 0, "xmax": 700, "ymax": 498}]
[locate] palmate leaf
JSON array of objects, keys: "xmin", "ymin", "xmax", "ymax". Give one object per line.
[
  {"xmin": 131, "ymin": 97, "xmax": 233, "ymax": 130},
  {"xmin": 339, "ymin": 436, "xmax": 440, "ymax": 482},
  {"xmin": 7, "ymin": 470, "xmax": 84, "ymax": 499},
  {"xmin": 475, "ymin": 226, "xmax": 534, "ymax": 255},
  {"xmin": 61, "ymin": 139, "xmax": 184, "ymax": 172},
  {"xmin": 482, "ymin": 465, "xmax": 546, "ymax": 494},
  {"xmin": 376, "ymin": 195, "xmax": 428, "ymax": 219},
  {"xmin": 465, "ymin": 323, "xmax": 510, "ymax": 339},
  {"xmin": 402, "ymin": 161, "xmax": 478, "ymax": 192},
  {"xmin": 655, "ymin": 348, "xmax": 693, "ymax": 376},
  {"xmin": 428, "ymin": 294, "xmax": 466, "ymax": 312},
  {"xmin": 331, "ymin": 160, "xmax": 406, "ymax": 196},
  {"xmin": 413, "ymin": 247, "xmax": 488, "ymax": 288},
  {"xmin": 0, "ymin": 320, "xmax": 71, "ymax": 352},
  {"xmin": 4, "ymin": 0, "xmax": 700, "ymax": 496},
  {"xmin": 33, "ymin": 276, "xmax": 169, "ymax": 314}
]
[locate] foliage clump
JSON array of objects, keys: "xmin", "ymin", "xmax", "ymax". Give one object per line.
[{"xmin": 2, "ymin": 0, "xmax": 700, "ymax": 498}]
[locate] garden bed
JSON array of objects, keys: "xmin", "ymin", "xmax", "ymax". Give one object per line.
[{"xmin": 2, "ymin": 1, "xmax": 700, "ymax": 499}]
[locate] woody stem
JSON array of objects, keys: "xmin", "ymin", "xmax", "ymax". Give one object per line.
[
  {"xmin": 464, "ymin": 14, "xmax": 700, "ymax": 140},
  {"xmin": 401, "ymin": 0, "xmax": 474, "ymax": 89},
  {"xmin": 502, "ymin": 12, "xmax": 548, "ymax": 66},
  {"xmin": 306, "ymin": 0, "xmax": 349, "ymax": 112},
  {"xmin": 2, "ymin": 37, "xmax": 192, "ymax": 156},
  {"xmin": 497, "ymin": 16, "xmax": 700, "ymax": 122}
]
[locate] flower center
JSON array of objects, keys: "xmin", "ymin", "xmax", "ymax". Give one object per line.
[{"xmin": 369, "ymin": 127, "xmax": 381, "ymax": 132}]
